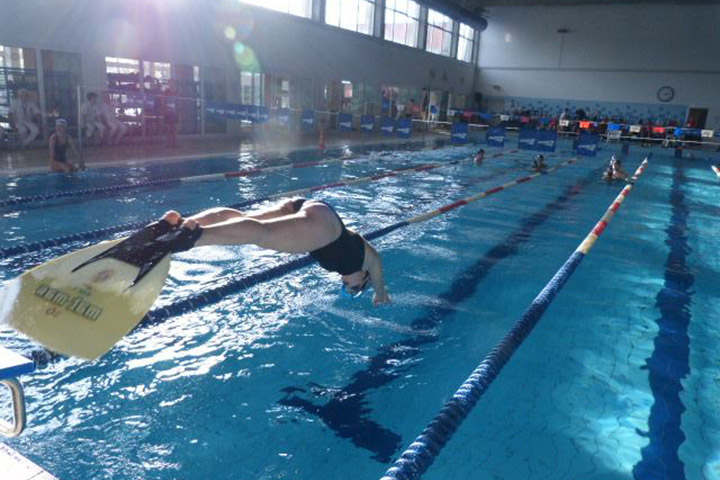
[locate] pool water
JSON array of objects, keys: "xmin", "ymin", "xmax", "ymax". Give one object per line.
[{"xmin": 1, "ymin": 141, "xmax": 718, "ymax": 480}]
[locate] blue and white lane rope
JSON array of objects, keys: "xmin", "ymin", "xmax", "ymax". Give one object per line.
[
  {"xmin": 378, "ymin": 155, "xmax": 650, "ymax": 480},
  {"xmin": 27, "ymin": 154, "xmax": 578, "ymax": 362},
  {"xmin": 142, "ymin": 155, "xmax": 576, "ymax": 326},
  {"xmin": 0, "ymin": 150, "xmax": 520, "ymax": 259},
  {"xmin": 0, "ymin": 178, "xmax": 180, "ymax": 208}
]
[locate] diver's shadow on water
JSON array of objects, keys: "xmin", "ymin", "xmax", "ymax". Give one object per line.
[{"xmin": 279, "ymin": 384, "xmax": 402, "ymax": 463}]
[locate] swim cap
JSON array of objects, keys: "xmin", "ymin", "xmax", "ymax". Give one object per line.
[{"xmin": 55, "ymin": 118, "xmax": 68, "ymax": 126}]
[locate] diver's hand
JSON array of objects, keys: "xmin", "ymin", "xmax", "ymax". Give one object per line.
[{"xmin": 373, "ymin": 290, "xmax": 391, "ymax": 306}]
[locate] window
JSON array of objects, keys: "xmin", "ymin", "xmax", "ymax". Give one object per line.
[
  {"xmin": 326, "ymin": 0, "xmax": 375, "ymax": 35},
  {"xmin": 426, "ymin": 9, "xmax": 453, "ymax": 57},
  {"xmin": 384, "ymin": 0, "xmax": 420, "ymax": 48},
  {"xmin": 457, "ymin": 23, "xmax": 474, "ymax": 63},
  {"xmin": 240, "ymin": 72, "xmax": 264, "ymax": 105},
  {"xmin": 239, "ymin": 0, "xmax": 312, "ymax": 19}
]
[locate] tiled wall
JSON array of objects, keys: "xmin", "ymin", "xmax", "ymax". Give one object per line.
[{"xmin": 492, "ymin": 96, "xmax": 688, "ymax": 124}]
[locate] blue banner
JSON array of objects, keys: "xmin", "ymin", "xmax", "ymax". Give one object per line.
[
  {"xmin": 247, "ymin": 106, "xmax": 259, "ymax": 122},
  {"xmin": 361, "ymin": 115, "xmax": 374, "ymax": 132},
  {"xmin": 338, "ymin": 113, "xmax": 353, "ymax": 132},
  {"xmin": 518, "ymin": 128, "xmax": 537, "ymax": 150},
  {"xmin": 205, "ymin": 101, "xmax": 223, "ymax": 117},
  {"xmin": 381, "ymin": 117, "xmax": 395, "ymax": 136},
  {"xmin": 301, "ymin": 110, "xmax": 315, "ymax": 129},
  {"xmin": 277, "ymin": 108, "xmax": 290, "ymax": 125},
  {"xmin": 257, "ymin": 106, "xmax": 270, "ymax": 123},
  {"xmin": 577, "ymin": 133, "xmax": 600, "ymax": 156},
  {"xmin": 607, "ymin": 123, "xmax": 622, "ymax": 131},
  {"xmin": 230, "ymin": 104, "xmax": 247, "ymax": 121},
  {"xmin": 486, "ymin": 126, "xmax": 505, "ymax": 147},
  {"xmin": 451, "ymin": 123, "xmax": 469, "ymax": 144},
  {"xmin": 396, "ymin": 118, "xmax": 412, "ymax": 139},
  {"xmin": 535, "ymin": 130, "xmax": 557, "ymax": 152}
]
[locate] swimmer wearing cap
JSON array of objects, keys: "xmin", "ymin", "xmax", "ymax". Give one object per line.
[
  {"xmin": 531, "ymin": 154, "xmax": 546, "ymax": 171},
  {"xmin": 49, "ymin": 119, "xmax": 84, "ymax": 173},
  {"xmin": 604, "ymin": 155, "xmax": 628, "ymax": 181},
  {"xmin": 154, "ymin": 199, "xmax": 391, "ymax": 306}
]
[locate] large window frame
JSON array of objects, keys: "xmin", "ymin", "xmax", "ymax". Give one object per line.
[
  {"xmin": 457, "ymin": 23, "xmax": 475, "ymax": 63},
  {"xmin": 384, "ymin": 0, "xmax": 421, "ymax": 48},
  {"xmin": 426, "ymin": 9, "xmax": 454, "ymax": 57},
  {"xmin": 239, "ymin": 0, "xmax": 312, "ymax": 19},
  {"xmin": 325, "ymin": 0, "xmax": 376, "ymax": 36}
]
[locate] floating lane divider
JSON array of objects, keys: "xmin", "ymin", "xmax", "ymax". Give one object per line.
[
  {"xmin": 712, "ymin": 165, "xmax": 720, "ymax": 178},
  {"xmin": 138, "ymin": 153, "xmax": 576, "ymax": 327},
  {"xmin": 26, "ymin": 152, "xmax": 577, "ymax": 363},
  {"xmin": 0, "ymin": 154, "xmax": 385, "ymax": 209},
  {"xmin": 378, "ymin": 155, "xmax": 651, "ymax": 480},
  {"xmin": 0, "ymin": 150, "xmax": 519, "ymax": 260}
]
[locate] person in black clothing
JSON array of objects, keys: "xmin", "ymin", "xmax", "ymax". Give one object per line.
[
  {"xmin": 158, "ymin": 199, "xmax": 390, "ymax": 305},
  {"xmin": 49, "ymin": 119, "xmax": 84, "ymax": 173}
]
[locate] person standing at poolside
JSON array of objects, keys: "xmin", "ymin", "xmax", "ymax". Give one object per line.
[{"xmin": 49, "ymin": 119, "xmax": 84, "ymax": 173}]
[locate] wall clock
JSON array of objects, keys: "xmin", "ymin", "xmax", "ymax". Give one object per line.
[{"xmin": 657, "ymin": 86, "xmax": 675, "ymax": 103}]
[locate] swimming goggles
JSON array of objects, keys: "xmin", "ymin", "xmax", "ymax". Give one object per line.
[{"xmin": 341, "ymin": 271, "xmax": 370, "ymax": 298}]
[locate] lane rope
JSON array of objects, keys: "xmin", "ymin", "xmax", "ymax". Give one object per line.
[
  {"xmin": 0, "ymin": 151, "xmax": 392, "ymax": 208},
  {"xmin": 0, "ymin": 150, "xmax": 519, "ymax": 260},
  {"xmin": 378, "ymin": 155, "xmax": 651, "ymax": 480},
  {"xmin": 27, "ymin": 153, "xmax": 580, "ymax": 364},
  {"xmin": 140, "ymin": 154, "xmax": 578, "ymax": 327},
  {"xmin": 711, "ymin": 165, "xmax": 720, "ymax": 178}
]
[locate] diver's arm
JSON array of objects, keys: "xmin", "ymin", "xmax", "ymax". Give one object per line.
[{"xmin": 363, "ymin": 241, "xmax": 390, "ymax": 306}]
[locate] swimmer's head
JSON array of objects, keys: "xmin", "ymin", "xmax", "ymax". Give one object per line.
[
  {"xmin": 341, "ymin": 270, "xmax": 370, "ymax": 298},
  {"xmin": 55, "ymin": 118, "xmax": 68, "ymax": 132}
]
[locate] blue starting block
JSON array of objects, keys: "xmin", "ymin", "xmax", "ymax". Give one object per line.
[{"xmin": 0, "ymin": 346, "xmax": 34, "ymax": 438}]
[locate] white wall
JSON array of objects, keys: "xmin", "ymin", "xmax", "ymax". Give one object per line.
[
  {"xmin": 478, "ymin": 4, "xmax": 720, "ymax": 127},
  {"xmin": 0, "ymin": 0, "xmax": 477, "ymax": 93}
]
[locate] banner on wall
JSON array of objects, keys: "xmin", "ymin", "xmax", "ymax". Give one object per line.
[
  {"xmin": 607, "ymin": 123, "xmax": 622, "ymax": 131},
  {"xmin": 205, "ymin": 101, "xmax": 223, "ymax": 117},
  {"xmin": 381, "ymin": 117, "xmax": 395, "ymax": 136},
  {"xmin": 278, "ymin": 108, "xmax": 290, "ymax": 125},
  {"xmin": 232, "ymin": 104, "xmax": 248, "ymax": 121},
  {"xmin": 338, "ymin": 113, "xmax": 353, "ymax": 132},
  {"xmin": 535, "ymin": 130, "xmax": 557, "ymax": 152},
  {"xmin": 499, "ymin": 114, "xmax": 510, "ymax": 122},
  {"xmin": 451, "ymin": 122, "xmax": 469, "ymax": 144},
  {"xmin": 577, "ymin": 133, "xmax": 599, "ymax": 156},
  {"xmin": 247, "ymin": 106, "xmax": 259, "ymax": 122},
  {"xmin": 257, "ymin": 106, "xmax": 270, "ymax": 123},
  {"xmin": 302, "ymin": 110, "xmax": 315, "ymax": 128},
  {"xmin": 629, "ymin": 125, "xmax": 642, "ymax": 133},
  {"xmin": 559, "ymin": 119, "xmax": 570, "ymax": 127},
  {"xmin": 486, "ymin": 126, "xmax": 505, "ymax": 147},
  {"xmin": 518, "ymin": 128, "xmax": 537, "ymax": 150},
  {"xmin": 701, "ymin": 129, "xmax": 714, "ymax": 138},
  {"xmin": 396, "ymin": 118, "xmax": 412, "ymax": 138},
  {"xmin": 361, "ymin": 115, "xmax": 375, "ymax": 132}
]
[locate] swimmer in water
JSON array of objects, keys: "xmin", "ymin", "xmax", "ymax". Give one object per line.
[
  {"xmin": 531, "ymin": 154, "xmax": 546, "ymax": 171},
  {"xmin": 474, "ymin": 149, "xmax": 485, "ymax": 166},
  {"xmin": 603, "ymin": 155, "xmax": 629, "ymax": 181},
  {"xmin": 156, "ymin": 199, "xmax": 391, "ymax": 306},
  {"xmin": 49, "ymin": 119, "xmax": 84, "ymax": 173}
]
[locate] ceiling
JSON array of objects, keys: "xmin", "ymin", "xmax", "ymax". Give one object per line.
[{"xmin": 431, "ymin": 0, "xmax": 720, "ymax": 28}]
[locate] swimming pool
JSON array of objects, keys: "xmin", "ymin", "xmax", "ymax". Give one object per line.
[{"xmin": 1, "ymin": 141, "xmax": 718, "ymax": 480}]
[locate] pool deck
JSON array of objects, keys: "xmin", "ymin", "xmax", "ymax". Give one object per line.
[
  {"xmin": 0, "ymin": 130, "xmax": 446, "ymax": 176},
  {"xmin": 0, "ymin": 443, "xmax": 58, "ymax": 480}
]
